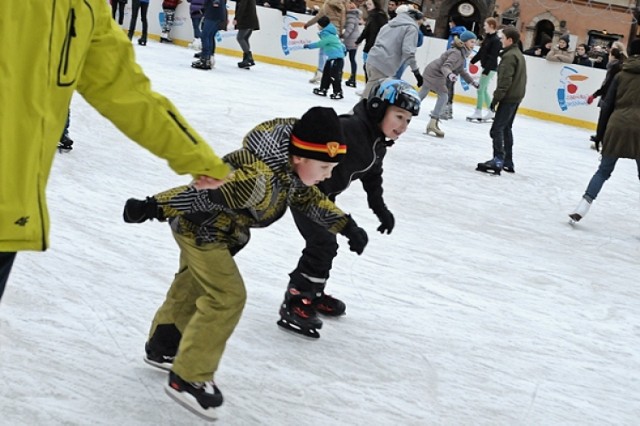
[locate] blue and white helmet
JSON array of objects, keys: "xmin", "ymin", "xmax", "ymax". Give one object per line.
[{"xmin": 367, "ymin": 79, "xmax": 421, "ymax": 120}]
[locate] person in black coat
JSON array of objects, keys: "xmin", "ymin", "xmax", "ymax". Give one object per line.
[
  {"xmin": 523, "ymin": 33, "xmax": 552, "ymax": 57},
  {"xmin": 234, "ymin": 0, "xmax": 260, "ymax": 68},
  {"xmin": 468, "ymin": 17, "xmax": 501, "ymax": 120},
  {"xmin": 279, "ymin": 79, "xmax": 421, "ymax": 338},
  {"xmin": 354, "ymin": 0, "xmax": 388, "ymax": 81},
  {"xmin": 587, "ymin": 47, "xmax": 625, "ymax": 149},
  {"xmin": 573, "ymin": 44, "xmax": 592, "ymax": 67}
]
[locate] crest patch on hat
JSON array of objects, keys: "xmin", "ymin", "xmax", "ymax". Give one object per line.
[{"xmin": 326, "ymin": 142, "xmax": 341, "ymax": 158}]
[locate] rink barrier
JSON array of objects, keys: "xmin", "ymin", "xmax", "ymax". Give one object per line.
[{"xmin": 121, "ymin": 2, "xmax": 604, "ymax": 130}]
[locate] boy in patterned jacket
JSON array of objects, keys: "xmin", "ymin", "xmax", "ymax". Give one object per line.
[{"xmin": 122, "ymin": 107, "xmax": 368, "ymax": 420}]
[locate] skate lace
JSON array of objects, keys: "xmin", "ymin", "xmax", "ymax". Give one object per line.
[{"xmin": 193, "ymin": 380, "xmax": 217, "ymax": 395}]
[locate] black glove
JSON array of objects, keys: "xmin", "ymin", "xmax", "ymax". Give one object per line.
[
  {"xmin": 339, "ymin": 216, "xmax": 368, "ymax": 255},
  {"xmin": 375, "ymin": 208, "xmax": 395, "ymax": 234},
  {"xmin": 412, "ymin": 69, "xmax": 424, "ymax": 88},
  {"xmin": 489, "ymin": 99, "xmax": 498, "ymax": 112},
  {"xmin": 123, "ymin": 197, "xmax": 162, "ymax": 223}
]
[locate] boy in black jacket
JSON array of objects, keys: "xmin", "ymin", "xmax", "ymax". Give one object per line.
[{"xmin": 278, "ymin": 79, "xmax": 420, "ymax": 338}]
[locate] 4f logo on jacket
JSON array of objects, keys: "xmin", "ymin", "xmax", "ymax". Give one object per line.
[{"xmin": 14, "ymin": 216, "xmax": 29, "ymax": 226}]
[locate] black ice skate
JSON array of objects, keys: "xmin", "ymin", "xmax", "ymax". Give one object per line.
[
  {"xmin": 345, "ymin": 78, "xmax": 356, "ymax": 88},
  {"xmin": 192, "ymin": 58, "xmax": 212, "ymax": 70},
  {"xmin": 143, "ymin": 341, "xmax": 175, "ymax": 371},
  {"xmin": 138, "ymin": 38, "xmax": 147, "ymax": 46},
  {"xmin": 330, "ymin": 91, "xmax": 344, "ymax": 100},
  {"xmin": 313, "ymin": 88, "xmax": 328, "ymax": 97},
  {"xmin": 165, "ymin": 371, "xmax": 223, "ymax": 420},
  {"xmin": 277, "ymin": 295, "xmax": 323, "ymax": 339},
  {"xmin": 314, "ymin": 293, "xmax": 346, "ymax": 317},
  {"xmin": 58, "ymin": 134, "xmax": 74, "ymax": 153},
  {"xmin": 502, "ymin": 161, "xmax": 515, "ymax": 173},
  {"xmin": 476, "ymin": 158, "xmax": 503, "ymax": 176}
]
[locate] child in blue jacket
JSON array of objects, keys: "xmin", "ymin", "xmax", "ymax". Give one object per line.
[{"xmin": 304, "ymin": 16, "xmax": 347, "ymax": 100}]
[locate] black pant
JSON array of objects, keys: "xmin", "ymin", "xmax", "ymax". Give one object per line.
[
  {"xmin": 347, "ymin": 49, "xmax": 357, "ymax": 79},
  {"xmin": 319, "ymin": 58, "xmax": 344, "ymax": 94},
  {"xmin": 128, "ymin": 0, "xmax": 149, "ymax": 41},
  {"xmin": 291, "ymin": 209, "xmax": 339, "ymax": 283},
  {"xmin": 489, "ymin": 101, "xmax": 520, "ymax": 162},
  {"xmin": 446, "ymin": 78, "xmax": 454, "ymax": 105},
  {"xmin": 111, "ymin": 0, "xmax": 127, "ymax": 25},
  {"xmin": 0, "ymin": 252, "xmax": 17, "ymax": 302}
]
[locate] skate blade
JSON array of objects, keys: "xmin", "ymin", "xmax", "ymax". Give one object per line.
[
  {"xmin": 475, "ymin": 165, "xmax": 500, "ymax": 176},
  {"xmin": 143, "ymin": 355, "xmax": 173, "ymax": 372},
  {"xmin": 164, "ymin": 385, "xmax": 219, "ymax": 421},
  {"xmin": 276, "ymin": 319, "xmax": 320, "ymax": 339},
  {"xmin": 568, "ymin": 214, "xmax": 582, "ymax": 226}
]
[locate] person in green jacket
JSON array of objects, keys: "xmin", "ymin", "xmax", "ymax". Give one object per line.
[
  {"xmin": 476, "ymin": 26, "xmax": 527, "ymax": 176},
  {"xmin": 0, "ymin": 1, "xmax": 230, "ymax": 302},
  {"xmin": 122, "ymin": 106, "xmax": 368, "ymax": 419}
]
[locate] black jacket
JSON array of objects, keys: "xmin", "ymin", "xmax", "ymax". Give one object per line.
[
  {"xmin": 355, "ymin": 9, "xmax": 388, "ymax": 53},
  {"xmin": 471, "ymin": 32, "xmax": 501, "ymax": 74},
  {"xmin": 317, "ymin": 100, "xmax": 389, "ymax": 214}
]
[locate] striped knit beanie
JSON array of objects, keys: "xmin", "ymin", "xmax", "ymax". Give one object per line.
[{"xmin": 290, "ymin": 107, "xmax": 346, "ymax": 163}]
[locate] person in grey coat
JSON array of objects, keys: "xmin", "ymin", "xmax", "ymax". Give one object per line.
[
  {"xmin": 419, "ymin": 30, "xmax": 478, "ymax": 137},
  {"xmin": 342, "ymin": 1, "xmax": 361, "ymax": 87},
  {"xmin": 569, "ymin": 39, "xmax": 640, "ymax": 223},
  {"xmin": 361, "ymin": 9, "xmax": 425, "ymax": 98}
]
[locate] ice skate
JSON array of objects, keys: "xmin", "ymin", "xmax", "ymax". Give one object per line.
[
  {"xmin": 160, "ymin": 32, "xmax": 173, "ymax": 43},
  {"xmin": 476, "ymin": 158, "xmax": 503, "ymax": 176},
  {"xmin": 277, "ymin": 294, "xmax": 322, "ymax": 339},
  {"xmin": 568, "ymin": 196, "xmax": 592, "ymax": 224},
  {"xmin": 482, "ymin": 110, "xmax": 495, "ymax": 122},
  {"xmin": 314, "ymin": 293, "xmax": 346, "ymax": 317},
  {"xmin": 313, "ymin": 87, "xmax": 328, "ymax": 97},
  {"xmin": 330, "ymin": 91, "xmax": 343, "ymax": 100},
  {"xmin": 345, "ymin": 77, "xmax": 356, "ymax": 88},
  {"xmin": 502, "ymin": 161, "xmax": 515, "ymax": 174},
  {"xmin": 425, "ymin": 118, "xmax": 444, "ymax": 137},
  {"xmin": 440, "ymin": 104, "xmax": 453, "ymax": 120},
  {"xmin": 466, "ymin": 109, "xmax": 484, "ymax": 123},
  {"xmin": 309, "ymin": 71, "xmax": 322, "ymax": 84},
  {"xmin": 192, "ymin": 58, "xmax": 212, "ymax": 70},
  {"xmin": 143, "ymin": 342, "xmax": 175, "ymax": 371},
  {"xmin": 165, "ymin": 371, "xmax": 223, "ymax": 420},
  {"xmin": 137, "ymin": 38, "xmax": 147, "ymax": 46},
  {"xmin": 57, "ymin": 134, "xmax": 74, "ymax": 153},
  {"xmin": 188, "ymin": 38, "xmax": 202, "ymax": 50},
  {"xmin": 237, "ymin": 52, "xmax": 254, "ymax": 69}
]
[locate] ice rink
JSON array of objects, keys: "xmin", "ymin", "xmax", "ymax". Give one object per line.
[{"xmin": 1, "ymin": 40, "xmax": 639, "ymax": 425}]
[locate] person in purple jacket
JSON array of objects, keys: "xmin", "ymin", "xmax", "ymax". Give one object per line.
[{"xmin": 187, "ymin": 0, "xmax": 206, "ymax": 50}]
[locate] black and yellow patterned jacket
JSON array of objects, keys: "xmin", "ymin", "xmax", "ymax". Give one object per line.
[{"xmin": 155, "ymin": 118, "xmax": 351, "ymax": 251}]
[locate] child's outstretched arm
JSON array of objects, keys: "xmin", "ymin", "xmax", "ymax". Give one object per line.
[{"xmin": 123, "ymin": 153, "xmax": 271, "ymax": 223}]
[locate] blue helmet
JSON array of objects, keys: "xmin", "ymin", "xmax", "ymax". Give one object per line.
[{"xmin": 367, "ymin": 79, "xmax": 421, "ymax": 121}]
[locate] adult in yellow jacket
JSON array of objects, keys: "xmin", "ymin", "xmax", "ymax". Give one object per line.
[{"xmin": 0, "ymin": 1, "xmax": 230, "ymax": 302}]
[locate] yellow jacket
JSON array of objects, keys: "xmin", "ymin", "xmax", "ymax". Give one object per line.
[{"xmin": 0, "ymin": 1, "xmax": 229, "ymax": 252}]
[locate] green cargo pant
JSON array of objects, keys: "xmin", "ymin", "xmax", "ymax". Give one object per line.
[{"xmin": 148, "ymin": 231, "xmax": 246, "ymax": 382}]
